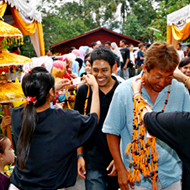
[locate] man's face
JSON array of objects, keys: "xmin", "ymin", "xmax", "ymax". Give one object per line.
[
  {"xmin": 46, "ymin": 50, "xmax": 51, "ymax": 56},
  {"xmin": 144, "ymin": 66, "xmax": 174, "ymax": 92},
  {"xmin": 105, "ymin": 44, "xmax": 111, "ymax": 49},
  {"xmin": 119, "ymin": 41, "xmax": 124, "ymax": 47},
  {"xmin": 129, "ymin": 45, "xmax": 133, "ymax": 51},
  {"xmin": 92, "ymin": 59, "xmax": 112, "ymax": 87},
  {"xmin": 16, "ymin": 47, "xmax": 21, "ymax": 55},
  {"xmin": 186, "ymin": 46, "xmax": 190, "ymax": 52},
  {"xmin": 177, "ymin": 44, "xmax": 181, "ymax": 50}
]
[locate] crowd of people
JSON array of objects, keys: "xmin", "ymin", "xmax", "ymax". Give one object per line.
[{"xmin": 1, "ymin": 40, "xmax": 190, "ymax": 190}]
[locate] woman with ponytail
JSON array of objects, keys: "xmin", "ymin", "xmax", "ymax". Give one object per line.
[{"xmin": 9, "ymin": 67, "xmax": 100, "ymax": 190}]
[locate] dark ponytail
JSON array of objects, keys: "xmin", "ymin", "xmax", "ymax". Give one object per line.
[{"xmin": 17, "ymin": 67, "xmax": 55, "ymax": 170}]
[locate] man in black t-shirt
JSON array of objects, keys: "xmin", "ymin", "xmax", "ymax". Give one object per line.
[
  {"xmin": 186, "ymin": 44, "xmax": 190, "ymax": 57},
  {"xmin": 119, "ymin": 39, "xmax": 130, "ymax": 80},
  {"xmin": 74, "ymin": 46, "xmax": 119, "ymax": 190}
]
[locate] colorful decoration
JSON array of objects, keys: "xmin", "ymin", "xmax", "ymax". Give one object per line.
[
  {"xmin": 126, "ymin": 93, "xmax": 158, "ymax": 190},
  {"xmin": 0, "ymin": 72, "xmax": 25, "ymax": 103},
  {"xmin": 126, "ymin": 78, "xmax": 171, "ymax": 190},
  {"xmin": 0, "ymin": 19, "xmax": 23, "ymax": 44},
  {"xmin": 0, "ymin": 51, "xmax": 32, "ymax": 67}
]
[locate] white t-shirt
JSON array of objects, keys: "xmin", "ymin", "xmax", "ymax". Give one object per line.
[
  {"xmin": 130, "ymin": 52, "xmax": 135, "ymax": 64},
  {"xmin": 177, "ymin": 50, "xmax": 184, "ymax": 61}
]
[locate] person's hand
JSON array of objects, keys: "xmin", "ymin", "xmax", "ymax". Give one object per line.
[
  {"xmin": 1, "ymin": 116, "xmax": 11, "ymax": 129},
  {"xmin": 1, "ymin": 116, "xmax": 11, "ymax": 135},
  {"xmin": 70, "ymin": 73, "xmax": 78, "ymax": 79},
  {"xmin": 107, "ymin": 160, "xmax": 117, "ymax": 177},
  {"xmin": 123, "ymin": 65, "xmax": 127, "ymax": 70},
  {"xmin": 173, "ymin": 67, "xmax": 185, "ymax": 83},
  {"xmin": 117, "ymin": 168, "xmax": 131, "ymax": 190},
  {"xmin": 54, "ymin": 102, "xmax": 65, "ymax": 109},
  {"xmin": 131, "ymin": 77, "xmax": 144, "ymax": 92},
  {"xmin": 83, "ymin": 74, "xmax": 98, "ymax": 90},
  {"xmin": 55, "ymin": 78, "xmax": 70, "ymax": 92},
  {"xmin": 77, "ymin": 157, "xmax": 86, "ymax": 179}
]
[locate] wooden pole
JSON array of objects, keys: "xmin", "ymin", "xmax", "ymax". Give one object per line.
[{"xmin": 2, "ymin": 104, "xmax": 13, "ymax": 149}]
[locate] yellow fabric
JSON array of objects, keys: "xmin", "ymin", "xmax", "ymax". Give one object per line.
[
  {"xmin": 170, "ymin": 22, "xmax": 190, "ymax": 42},
  {"xmin": 37, "ymin": 22, "xmax": 45, "ymax": 56},
  {"xmin": 0, "ymin": 1, "xmax": 7, "ymax": 17},
  {"xmin": 11, "ymin": 7, "xmax": 37, "ymax": 35},
  {"xmin": 0, "ymin": 82, "xmax": 25, "ymax": 103},
  {"xmin": 12, "ymin": 77, "xmax": 26, "ymax": 107},
  {"xmin": 0, "ymin": 20, "xmax": 22, "ymax": 39},
  {"xmin": 0, "ymin": 51, "xmax": 32, "ymax": 67},
  {"xmin": 167, "ymin": 26, "xmax": 172, "ymax": 45}
]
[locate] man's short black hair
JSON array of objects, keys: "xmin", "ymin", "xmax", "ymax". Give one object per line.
[
  {"xmin": 90, "ymin": 45, "xmax": 115, "ymax": 68},
  {"xmin": 70, "ymin": 47, "xmax": 75, "ymax": 51},
  {"xmin": 91, "ymin": 42, "xmax": 97, "ymax": 48},
  {"xmin": 120, "ymin": 39, "xmax": 126, "ymax": 45},
  {"xmin": 105, "ymin": 41, "xmax": 111, "ymax": 46}
]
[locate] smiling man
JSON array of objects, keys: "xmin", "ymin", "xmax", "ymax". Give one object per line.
[
  {"xmin": 102, "ymin": 42, "xmax": 190, "ymax": 190},
  {"xmin": 74, "ymin": 45, "xmax": 120, "ymax": 190}
]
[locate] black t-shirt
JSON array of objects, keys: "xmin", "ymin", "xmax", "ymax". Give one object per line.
[
  {"xmin": 74, "ymin": 76, "xmax": 119, "ymax": 170},
  {"xmin": 10, "ymin": 107, "xmax": 98, "ymax": 190},
  {"xmin": 188, "ymin": 51, "xmax": 190, "ymax": 57},
  {"xmin": 144, "ymin": 111, "xmax": 190, "ymax": 190},
  {"xmin": 120, "ymin": 47, "xmax": 130, "ymax": 68}
]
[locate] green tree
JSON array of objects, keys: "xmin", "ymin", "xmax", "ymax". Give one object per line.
[
  {"xmin": 42, "ymin": 11, "xmax": 90, "ymax": 50},
  {"xmin": 122, "ymin": 0, "xmax": 156, "ymax": 43},
  {"xmin": 122, "ymin": 13, "xmax": 143, "ymax": 39},
  {"xmin": 132, "ymin": 0, "xmax": 156, "ymax": 28}
]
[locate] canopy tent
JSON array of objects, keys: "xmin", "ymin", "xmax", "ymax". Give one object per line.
[
  {"xmin": 0, "ymin": 0, "xmax": 45, "ymax": 56},
  {"xmin": 167, "ymin": 4, "xmax": 190, "ymax": 47}
]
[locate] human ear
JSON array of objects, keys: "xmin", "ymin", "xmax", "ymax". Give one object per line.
[
  {"xmin": 48, "ymin": 88, "xmax": 55, "ymax": 102},
  {"xmin": 49, "ymin": 88, "xmax": 55, "ymax": 97},
  {"xmin": 0, "ymin": 153, "xmax": 3, "ymax": 161},
  {"xmin": 141, "ymin": 64, "xmax": 147, "ymax": 74}
]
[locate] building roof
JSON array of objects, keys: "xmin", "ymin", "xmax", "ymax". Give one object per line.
[{"xmin": 51, "ymin": 27, "xmax": 145, "ymax": 48}]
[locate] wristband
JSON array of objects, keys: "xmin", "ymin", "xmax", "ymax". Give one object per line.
[
  {"xmin": 77, "ymin": 154, "xmax": 84, "ymax": 158},
  {"xmin": 184, "ymin": 77, "xmax": 190, "ymax": 88},
  {"xmin": 132, "ymin": 91, "xmax": 141, "ymax": 101}
]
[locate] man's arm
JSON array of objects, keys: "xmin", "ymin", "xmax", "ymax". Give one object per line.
[
  {"xmin": 139, "ymin": 51, "xmax": 144, "ymax": 60},
  {"xmin": 107, "ymin": 134, "xmax": 129, "ymax": 190},
  {"xmin": 123, "ymin": 49, "xmax": 130, "ymax": 70}
]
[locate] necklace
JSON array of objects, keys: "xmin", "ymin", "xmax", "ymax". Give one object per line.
[
  {"xmin": 0, "ymin": 170, "xmax": 8, "ymax": 177},
  {"xmin": 84, "ymin": 85, "xmax": 90, "ymax": 115},
  {"xmin": 126, "ymin": 75, "xmax": 171, "ymax": 190}
]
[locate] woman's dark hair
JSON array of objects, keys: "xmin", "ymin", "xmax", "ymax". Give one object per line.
[
  {"xmin": 179, "ymin": 57, "xmax": 190, "ymax": 68},
  {"xmin": 90, "ymin": 45, "xmax": 116, "ymax": 68},
  {"xmin": 0, "ymin": 134, "xmax": 7, "ymax": 154},
  {"xmin": 84, "ymin": 53, "xmax": 91, "ymax": 61},
  {"xmin": 17, "ymin": 67, "xmax": 55, "ymax": 170},
  {"xmin": 76, "ymin": 58, "xmax": 83, "ymax": 71}
]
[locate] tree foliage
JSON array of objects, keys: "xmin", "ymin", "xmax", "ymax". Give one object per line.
[
  {"xmin": 20, "ymin": 0, "xmax": 190, "ymax": 54},
  {"xmin": 122, "ymin": 0, "xmax": 157, "ymax": 43}
]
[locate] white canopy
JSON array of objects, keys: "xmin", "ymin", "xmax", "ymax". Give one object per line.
[
  {"xmin": 167, "ymin": 4, "xmax": 190, "ymax": 26},
  {"xmin": 4, "ymin": 0, "xmax": 42, "ymax": 22}
]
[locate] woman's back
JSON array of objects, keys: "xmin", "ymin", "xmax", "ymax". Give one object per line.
[{"xmin": 10, "ymin": 107, "xmax": 98, "ymax": 190}]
